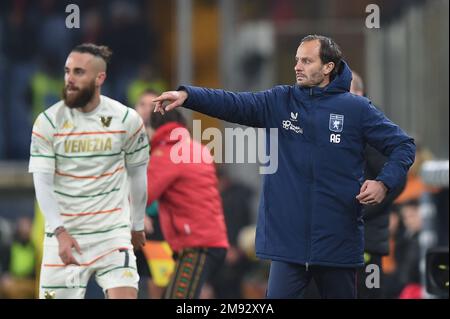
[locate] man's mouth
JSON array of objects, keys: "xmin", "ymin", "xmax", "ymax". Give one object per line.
[{"xmin": 66, "ymin": 87, "xmax": 79, "ymax": 93}]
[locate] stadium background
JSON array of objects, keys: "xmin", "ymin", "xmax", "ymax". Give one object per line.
[{"xmin": 0, "ymin": 0, "xmax": 448, "ymax": 299}]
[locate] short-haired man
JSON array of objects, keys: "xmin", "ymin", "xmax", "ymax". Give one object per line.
[
  {"xmin": 29, "ymin": 44, "xmax": 149, "ymax": 299},
  {"xmin": 153, "ymin": 35, "xmax": 416, "ymax": 298}
]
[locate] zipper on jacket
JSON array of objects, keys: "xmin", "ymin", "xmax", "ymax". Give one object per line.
[
  {"xmin": 305, "ymin": 178, "xmax": 313, "ymax": 271},
  {"xmin": 305, "ymin": 107, "xmax": 316, "ymax": 270}
]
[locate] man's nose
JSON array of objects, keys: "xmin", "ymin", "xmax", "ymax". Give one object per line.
[
  {"xmin": 66, "ymin": 76, "xmax": 75, "ymax": 86},
  {"xmin": 65, "ymin": 72, "xmax": 74, "ymax": 84}
]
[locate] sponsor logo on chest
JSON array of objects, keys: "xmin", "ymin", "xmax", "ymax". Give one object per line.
[
  {"xmin": 64, "ymin": 137, "xmax": 113, "ymax": 153},
  {"xmin": 282, "ymin": 112, "xmax": 303, "ymax": 134}
]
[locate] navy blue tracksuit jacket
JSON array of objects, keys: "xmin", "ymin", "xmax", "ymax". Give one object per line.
[{"xmin": 179, "ymin": 61, "xmax": 415, "ymax": 268}]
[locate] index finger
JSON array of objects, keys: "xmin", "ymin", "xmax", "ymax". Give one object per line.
[
  {"xmin": 152, "ymin": 95, "xmax": 165, "ymax": 102},
  {"xmin": 152, "ymin": 92, "xmax": 173, "ymax": 103},
  {"xmin": 153, "ymin": 101, "xmax": 165, "ymax": 114},
  {"xmin": 165, "ymin": 101, "xmax": 182, "ymax": 111}
]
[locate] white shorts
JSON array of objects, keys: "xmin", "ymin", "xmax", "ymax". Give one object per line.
[{"xmin": 39, "ymin": 232, "xmax": 139, "ymax": 299}]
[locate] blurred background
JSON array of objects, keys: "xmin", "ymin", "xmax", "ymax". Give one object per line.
[{"xmin": 0, "ymin": 0, "xmax": 448, "ymax": 299}]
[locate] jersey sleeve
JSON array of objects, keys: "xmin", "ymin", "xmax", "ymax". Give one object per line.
[
  {"xmin": 123, "ymin": 108, "xmax": 150, "ymax": 167},
  {"xmin": 29, "ymin": 112, "xmax": 56, "ymax": 174}
]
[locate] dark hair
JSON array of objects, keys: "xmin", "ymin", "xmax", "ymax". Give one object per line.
[
  {"xmin": 300, "ymin": 35, "xmax": 343, "ymax": 80},
  {"xmin": 71, "ymin": 43, "xmax": 113, "ymax": 65},
  {"xmin": 150, "ymin": 109, "xmax": 187, "ymax": 130}
]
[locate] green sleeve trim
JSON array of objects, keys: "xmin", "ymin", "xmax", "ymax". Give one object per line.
[
  {"xmin": 43, "ymin": 112, "xmax": 56, "ymax": 129},
  {"xmin": 122, "ymin": 108, "xmax": 129, "ymax": 123},
  {"xmin": 125, "ymin": 144, "xmax": 149, "ymax": 156}
]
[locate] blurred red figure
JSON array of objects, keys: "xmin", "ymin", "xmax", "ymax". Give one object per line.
[{"xmin": 146, "ymin": 110, "xmax": 229, "ymax": 299}]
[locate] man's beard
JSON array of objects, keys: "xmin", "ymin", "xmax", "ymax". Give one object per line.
[
  {"xmin": 296, "ymin": 70, "xmax": 326, "ymax": 87},
  {"xmin": 63, "ymin": 81, "xmax": 96, "ymax": 109}
]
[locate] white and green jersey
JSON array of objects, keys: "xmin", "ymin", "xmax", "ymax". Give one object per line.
[{"xmin": 29, "ymin": 95, "xmax": 149, "ymax": 238}]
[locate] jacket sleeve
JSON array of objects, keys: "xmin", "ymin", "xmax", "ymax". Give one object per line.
[
  {"xmin": 362, "ymin": 145, "xmax": 406, "ymax": 220},
  {"xmin": 147, "ymin": 148, "xmax": 180, "ymax": 205},
  {"xmin": 361, "ymin": 102, "xmax": 416, "ymax": 191},
  {"xmin": 363, "ymin": 178, "xmax": 406, "ymax": 220},
  {"xmin": 178, "ymin": 85, "xmax": 279, "ymax": 128}
]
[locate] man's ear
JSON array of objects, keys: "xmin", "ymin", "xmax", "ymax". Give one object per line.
[
  {"xmin": 96, "ymin": 72, "xmax": 107, "ymax": 87},
  {"xmin": 323, "ymin": 62, "xmax": 335, "ymax": 76}
]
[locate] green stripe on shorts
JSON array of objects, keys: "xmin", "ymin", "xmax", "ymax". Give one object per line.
[{"xmin": 96, "ymin": 266, "xmax": 137, "ymax": 277}]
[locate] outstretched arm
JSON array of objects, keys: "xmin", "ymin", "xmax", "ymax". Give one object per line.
[{"xmin": 153, "ymin": 86, "xmax": 280, "ymax": 128}]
